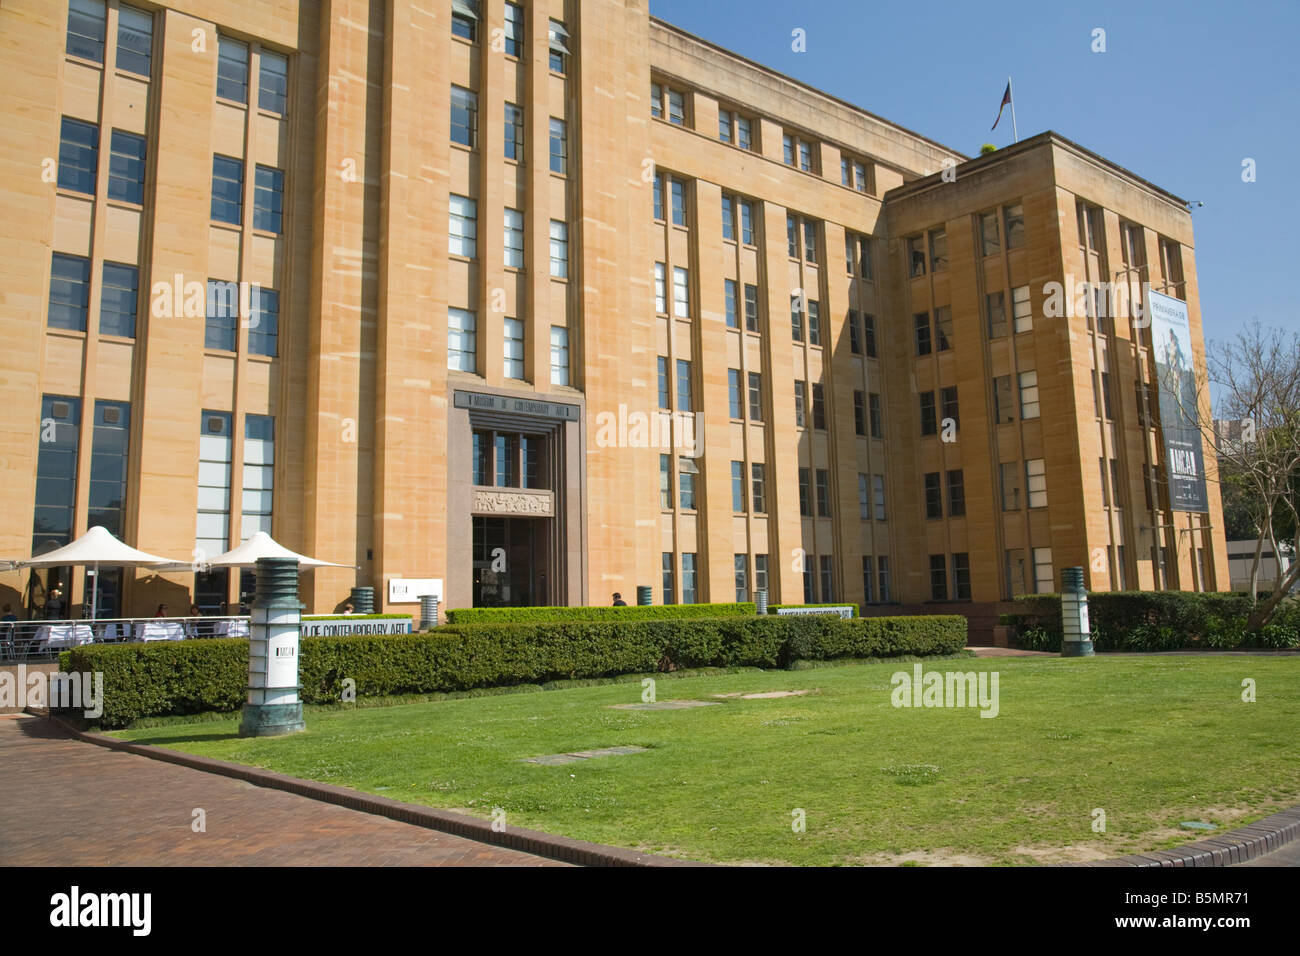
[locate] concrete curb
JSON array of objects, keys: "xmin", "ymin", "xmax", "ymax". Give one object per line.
[
  {"xmin": 1082, "ymin": 806, "xmax": 1300, "ymax": 867},
  {"xmin": 44, "ymin": 714, "xmax": 703, "ymax": 868}
]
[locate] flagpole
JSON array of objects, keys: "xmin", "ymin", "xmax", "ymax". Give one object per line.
[{"xmin": 1008, "ymin": 75, "xmax": 1019, "ymax": 143}]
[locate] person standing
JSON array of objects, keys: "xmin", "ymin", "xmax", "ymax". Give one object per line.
[
  {"xmin": 612, "ymin": 592, "xmax": 627, "ymax": 606},
  {"xmin": 44, "ymin": 587, "xmax": 65, "ymax": 620}
]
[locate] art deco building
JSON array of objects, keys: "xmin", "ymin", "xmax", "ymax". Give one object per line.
[{"xmin": 0, "ymin": 0, "xmax": 1228, "ymax": 630}]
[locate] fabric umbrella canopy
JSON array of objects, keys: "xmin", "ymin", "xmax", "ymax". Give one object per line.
[
  {"xmin": 155, "ymin": 531, "xmax": 353, "ymax": 571},
  {"xmin": 16, "ymin": 525, "xmax": 178, "ymax": 619}
]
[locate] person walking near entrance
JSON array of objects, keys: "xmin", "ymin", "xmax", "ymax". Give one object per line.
[{"xmin": 612, "ymin": 593, "xmax": 627, "ymax": 606}]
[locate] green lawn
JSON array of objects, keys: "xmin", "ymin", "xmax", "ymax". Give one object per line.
[{"xmin": 111, "ymin": 655, "xmax": 1300, "ymax": 865}]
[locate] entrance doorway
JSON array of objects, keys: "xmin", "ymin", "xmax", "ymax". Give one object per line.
[{"xmin": 472, "ymin": 517, "xmax": 548, "ymax": 606}]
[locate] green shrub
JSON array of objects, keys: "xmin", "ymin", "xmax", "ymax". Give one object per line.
[
  {"xmin": 1008, "ymin": 591, "xmax": 1264, "ymax": 651},
  {"xmin": 768, "ymin": 603, "xmax": 859, "ymax": 617},
  {"xmin": 65, "ymin": 613, "xmax": 965, "ymax": 728},
  {"xmin": 442, "ymin": 603, "xmax": 756, "ymax": 625}
]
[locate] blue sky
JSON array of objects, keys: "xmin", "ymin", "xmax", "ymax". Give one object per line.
[{"xmin": 648, "ymin": 0, "xmax": 1300, "ymax": 346}]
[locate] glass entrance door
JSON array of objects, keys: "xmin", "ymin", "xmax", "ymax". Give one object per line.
[{"xmin": 472, "ymin": 517, "xmax": 540, "ymax": 606}]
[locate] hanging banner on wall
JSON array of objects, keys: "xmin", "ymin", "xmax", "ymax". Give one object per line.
[{"xmin": 1147, "ymin": 289, "xmax": 1208, "ymax": 512}]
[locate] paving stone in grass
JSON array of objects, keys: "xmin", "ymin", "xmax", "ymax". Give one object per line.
[
  {"xmin": 608, "ymin": 700, "xmax": 721, "ymax": 711},
  {"xmin": 712, "ymin": 690, "xmax": 809, "ymax": 700},
  {"xmin": 523, "ymin": 745, "xmax": 650, "ymax": 766}
]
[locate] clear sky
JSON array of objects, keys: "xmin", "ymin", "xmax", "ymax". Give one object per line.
[{"xmin": 647, "ymin": 0, "xmax": 1300, "ymax": 348}]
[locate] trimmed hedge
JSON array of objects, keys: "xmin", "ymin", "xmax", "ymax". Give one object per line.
[
  {"xmin": 768, "ymin": 603, "xmax": 859, "ymax": 617},
  {"xmin": 1005, "ymin": 591, "xmax": 1299, "ymax": 652},
  {"xmin": 63, "ymin": 613, "xmax": 965, "ymax": 728},
  {"xmin": 443, "ymin": 603, "xmax": 756, "ymax": 625}
]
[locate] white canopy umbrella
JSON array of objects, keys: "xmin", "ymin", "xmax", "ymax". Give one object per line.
[
  {"xmin": 16, "ymin": 525, "xmax": 178, "ymax": 619},
  {"xmin": 153, "ymin": 531, "xmax": 354, "ymax": 572}
]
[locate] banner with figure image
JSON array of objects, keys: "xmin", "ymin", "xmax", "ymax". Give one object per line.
[{"xmin": 1147, "ymin": 289, "xmax": 1208, "ymax": 512}]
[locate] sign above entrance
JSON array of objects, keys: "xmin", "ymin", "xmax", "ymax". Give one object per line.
[
  {"xmin": 474, "ymin": 489, "xmax": 554, "ymax": 516},
  {"xmin": 455, "ymin": 390, "xmax": 580, "ymax": 421}
]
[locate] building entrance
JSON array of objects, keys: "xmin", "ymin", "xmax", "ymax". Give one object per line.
[{"xmin": 472, "ymin": 517, "xmax": 549, "ymax": 607}]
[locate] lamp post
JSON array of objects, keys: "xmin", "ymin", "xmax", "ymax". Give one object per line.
[
  {"xmin": 239, "ymin": 556, "xmax": 305, "ymax": 737},
  {"xmin": 1060, "ymin": 566, "xmax": 1095, "ymax": 658}
]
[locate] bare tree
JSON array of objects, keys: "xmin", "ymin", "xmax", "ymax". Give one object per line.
[{"xmin": 1203, "ymin": 321, "xmax": 1300, "ymax": 628}]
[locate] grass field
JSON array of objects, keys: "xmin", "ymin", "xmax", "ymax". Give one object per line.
[{"xmin": 111, "ymin": 655, "xmax": 1300, "ymax": 865}]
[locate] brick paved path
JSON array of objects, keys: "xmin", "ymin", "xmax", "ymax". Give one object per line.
[{"xmin": 0, "ymin": 715, "xmax": 568, "ymax": 867}]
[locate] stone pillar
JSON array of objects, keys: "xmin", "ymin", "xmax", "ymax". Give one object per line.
[
  {"xmin": 1060, "ymin": 566, "xmax": 1095, "ymax": 658},
  {"xmin": 239, "ymin": 557, "xmax": 305, "ymax": 737}
]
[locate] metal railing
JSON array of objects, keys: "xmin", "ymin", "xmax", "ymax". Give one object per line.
[{"xmin": 0, "ymin": 616, "xmax": 251, "ymax": 663}]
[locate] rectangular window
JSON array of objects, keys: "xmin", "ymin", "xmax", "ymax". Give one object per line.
[
  {"xmin": 88, "ymin": 400, "xmax": 130, "ymax": 554},
  {"xmin": 728, "ymin": 369, "xmax": 742, "ymax": 419},
  {"xmin": 1100, "ymin": 458, "xmax": 1111, "ymax": 507},
  {"xmin": 48, "ymin": 253, "xmax": 90, "ymax": 332},
  {"xmin": 205, "ymin": 280, "xmax": 238, "ymax": 351},
  {"xmin": 241, "ymin": 414, "xmax": 275, "ymax": 540},
  {"xmin": 739, "ymin": 201, "xmax": 755, "ymax": 245},
  {"xmin": 503, "ymin": 318, "xmax": 525, "ymax": 379},
  {"xmin": 878, "ymin": 556, "xmax": 891, "ymax": 602},
  {"xmin": 549, "ymin": 220, "xmax": 568, "ymax": 278},
  {"xmin": 734, "ymin": 553, "xmax": 748, "ymax": 602},
  {"xmin": 798, "ymin": 467, "xmax": 811, "ymax": 517},
  {"xmin": 1000, "ymin": 462, "xmax": 1021, "ymax": 511},
  {"xmin": 994, "ymin": 375, "xmax": 1014, "ymax": 424},
  {"xmin": 66, "ymin": 0, "xmax": 106, "ymax": 62},
  {"xmin": 670, "ymin": 178, "xmax": 686, "ymax": 226},
  {"xmin": 447, "ymin": 308, "xmax": 476, "ymax": 372},
  {"xmin": 873, "ymin": 475, "xmax": 886, "ymax": 521},
  {"xmin": 793, "ymin": 381, "xmax": 806, "ymax": 428},
  {"xmin": 743, "ymin": 284, "xmax": 759, "ymax": 332},
  {"xmin": 448, "ymin": 194, "xmax": 477, "ymax": 257},
  {"xmin": 452, "ymin": 0, "xmax": 479, "ymax": 40},
  {"xmin": 667, "ymin": 89, "xmax": 685, "ymax": 126},
  {"xmin": 853, "ymin": 391, "xmax": 865, "ymax": 436},
  {"xmin": 107, "ymin": 130, "xmax": 146, "ymax": 204},
  {"xmin": 845, "ymin": 235, "xmax": 856, "ymax": 274},
  {"xmin": 854, "ymin": 161, "xmax": 869, "ymax": 193},
  {"xmin": 787, "ymin": 215, "xmax": 798, "ymax": 258},
  {"xmin": 731, "ymin": 461, "xmax": 745, "ymax": 513},
  {"xmin": 924, "ymin": 472, "xmax": 942, "ymax": 519},
  {"xmin": 868, "ymin": 393, "xmax": 882, "ymax": 438},
  {"xmin": 858, "ymin": 474, "xmax": 870, "ymax": 520},
  {"xmin": 1006, "ymin": 548, "xmax": 1027, "ymax": 599},
  {"xmin": 798, "ymin": 140, "xmax": 813, "ymax": 173},
  {"xmin": 681, "ymin": 553, "xmax": 697, "ymax": 604},
  {"xmin": 662, "ymin": 552, "xmax": 674, "ymax": 603},
  {"xmin": 247, "ymin": 286, "xmax": 278, "ymax": 357},
  {"xmin": 1033, "ymin": 547, "xmax": 1053, "ymax": 594},
  {"xmin": 1026, "ymin": 458, "xmax": 1047, "ymax": 508},
  {"xmin": 908, "ymin": 236, "xmax": 926, "ymax": 277},
  {"xmin": 549, "ymin": 118, "xmax": 567, "ymax": 173},
  {"xmin": 942, "ymin": 387, "xmax": 960, "ymax": 432},
  {"xmin": 724, "ymin": 279, "xmax": 738, "ymax": 329},
  {"xmin": 859, "ymin": 238, "xmax": 874, "ymax": 280},
  {"xmin": 59, "ymin": 118, "xmax": 98, "ymax": 195},
  {"xmin": 1019, "ymin": 370, "xmax": 1040, "ymax": 419},
  {"xmin": 651, "ymin": 83, "xmax": 663, "ymax": 119},
  {"xmin": 721, "ymin": 194, "xmax": 735, "ymax": 241},
  {"xmin": 812, "ymin": 384, "xmax": 826, "ymax": 430},
  {"xmin": 932, "ymin": 305, "xmax": 953, "ymax": 352},
  {"xmin": 503, "ymin": 2, "xmax": 523, "ymax": 56},
  {"xmin": 548, "ymin": 19, "xmax": 569, "ymax": 73},
  {"xmin": 657, "ymin": 356, "xmax": 669, "ymax": 409},
  {"xmin": 849, "ymin": 310, "xmax": 861, "ymax": 354},
  {"xmin": 790, "ymin": 294, "xmax": 803, "ymax": 342},
  {"xmin": 737, "ymin": 116, "xmax": 752, "ymax": 150},
  {"xmin": 673, "ymin": 266, "xmax": 690, "ymax": 317},
  {"xmin": 659, "ymin": 455, "xmax": 671, "ymax": 510},
  {"xmin": 718, "ymin": 109, "xmax": 733, "ymax": 144},
  {"xmin": 1004, "ymin": 203, "xmax": 1025, "ymax": 249},
  {"xmin": 211, "ymin": 154, "xmax": 243, "ymax": 225},
  {"xmin": 678, "ymin": 457, "xmax": 697, "ymax": 510},
  {"xmin": 32, "ymin": 394, "xmax": 81, "ymax": 573},
  {"xmin": 1110, "ymin": 458, "xmax": 1123, "ymax": 509},
  {"xmin": 504, "ymin": 103, "xmax": 524, "ymax": 160},
  {"xmin": 920, "ymin": 391, "xmax": 937, "ymax": 436},
  {"xmin": 947, "ymin": 469, "xmax": 966, "ymax": 517},
  {"xmin": 864, "ymin": 315, "xmax": 877, "ymax": 357},
  {"xmin": 653, "ymin": 173, "xmax": 664, "ymax": 221},
  {"xmin": 494, "ymin": 433, "xmax": 517, "ymax": 488},
  {"xmin": 259, "ymin": 50, "xmax": 289, "ymax": 114},
  {"xmin": 820, "ymin": 555, "xmax": 835, "ymax": 603},
  {"xmin": 98, "ymin": 262, "xmax": 138, "ymax": 338},
  {"xmin": 980, "ymin": 210, "xmax": 1000, "ymax": 256},
  {"xmin": 987, "ymin": 290, "xmax": 1007, "ymax": 338},
  {"xmin": 195, "ymin": 410, "xmax": 232, "ymax": 569},
  {"xmin": 803, "ymin": 563, "xmax": 814, "ymax": 603},
  {"xmin": 451, "ymin": 86, "xmax": 477, "ymax": 147},
  {"xmin": 914, "ymin": 313, "xmax": 932, "ymax": 356},
  {"xmin": 953, "ymin": 553, "xmax": 971, "ymax": 600},
  {"xmin": 930, "ymin": 230, "xmax": 948, "ymax": 271},
  {"xmin": 1012, "ymin": 284, "xmax": 1032, "ymax": 334},
  {"xmin": 783, "ymin": 134, "xmax": 794, "ymax": 166},
  {"xmin": 930, "ymin": 555, "xmax": 948, "ymax": 600},
  {"xmin": 115, "ymin": 5, "xmax": 152, "ymax": 76},
  {"xmin": 747, "ymin": 372, "xmax": 764, "ymax": 422},
  {"xmin": 217, "ymin": 36, "xmax": 249, "ymax": 103},
  {"xmin": 862, "ymin": 556, "xmax": 874, "ymax": 602},
  {"xmin": 803, "ymin": 220, "xmax": 817, "ymax": 262},
  {"xmin": 253, "ymin": 165, "xmax": 284, "ymax": 233},
  {"xmin": 808, "ymin": 300, "xmax": 821, "ymax": 346},
  {"xmin": 504, "ymin": 208, "xmax": 524, "ymax": 269},
  {"xmin": 675, "ymin": 359, "xmax": 692, "ymax": 411},
  {"xmin": 654, "ymin": 263, "xmax": 666, "ymax": 313},
  {"xmin": 815, "ymin": 469, "xmax": 831, "ymax": 518},
  {"xmin": 549, "ymin": 326, "xmax": 569, "ymax": 386},
  {"xmin": 751, "ymin": 463, "xmax": 766, "ymax": 513}
]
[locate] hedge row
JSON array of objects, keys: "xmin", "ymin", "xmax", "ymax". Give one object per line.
[
  {"xmin": 442, "ymin": 603, "xmax": 756, "ymax": 624},
  {"xmin": 62, "ymin": 613, "xmax": 965, "ymax": 727},
  {"xmin": 1004, "ymin": 591, "xmax": 1300, "ymax": 652},
  {"xmin": 767, "ymin": 603, "xmax": 859, "ymax": 617}
]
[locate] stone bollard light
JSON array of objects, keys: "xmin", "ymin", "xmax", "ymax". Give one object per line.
[
  {"xmin": 636, "ymin": 585, "xmax": 653, "ymax": 606},
  {"xmin": 239, "ymin": 556, "xmax": 306, "ymax": 737},
  {"xmin": 1060, "ymin": 566, "xmax": 1096, "ymax": 658},
  {"xmin": 754, "ymin": 588, "xmax": 769, "ymax": 615},
  {"xmin": 419, "ymin": 594, "xmax": 440, "ymax": 630}
]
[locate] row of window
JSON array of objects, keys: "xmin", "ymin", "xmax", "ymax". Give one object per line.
[
  {"xmin": 999, "ymin": 459, "xmax": 1048, "ymax": 511},
  {"xmin": 448, "ymin": 310, "xmax": 571, "ymax": 386},
  {"xmin": 448, "ymin": 194, "xmax": 570, "ymax": 276},
  {"xmin": 216, "ymin": 34, "xmax": 289, "ymax": 113},
  {"xmin": 453, "ymin": 2, "xmax": 572, "ymax": 74},
  {"xmin": 211, "ymin": 154, "xmax": 284, "ymax": 233},
  {"xmin": 923, "ymin": 471, "xmax": 966, "ymax": 519},
  {"xmin": 906, "ymin": 204, "xmax": 1025, "ymax": 278},
  {"xmin": 927, "ymin": 553, "xmax": 972, "ymax": 601},
  {"xmin": 918, "ymin": 388, "xmax": 960, "ymax": 436},
  {"xmin": 451, "ymin": 87, "xmax": 569, "ymax": 173},
  {"xmin": 57, "ymin": 117, "xmax": 145, "ymax": 203},
  {"xmin": 197, "ymin": 411, "xmax": 276, "ymax": 564},
  {"xmin": 912, "ymin": 287, "xmax": 1030, "ymax": 358},
  {"xmin": 471, "ymin": 430, "xmax": 545, "ymax": 489}
]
